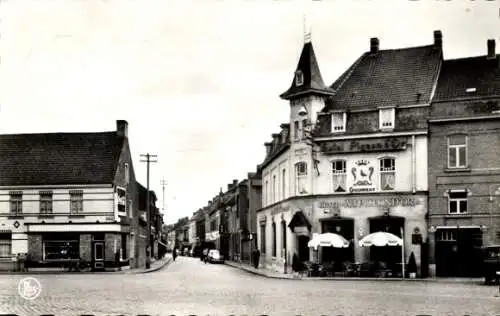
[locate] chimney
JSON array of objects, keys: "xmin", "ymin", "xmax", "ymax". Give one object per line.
[
  {"xmin": 370, "ymin": 38, "xmax": 379, "ymax": 54},
  {"xmin": 433, "ymin": 30, "xmax": 442, "ymax": 49},
  {"xmin": 487, "ymin": 39, "xmax": 496, "ymax": 59},
  {"xmin": 233, "ymin": 179, "xmax": 238, "ymax": 186},
  {"xmin": 264, "ymin": 142, "xmax": 272, "ymax": 156},
  {"xmin": 227, "ymin": 183, "xmax": 232, "ymax": 191},
  {"xmin": 272, "ymin": 133, "xmax": 280, "ymax": 145},
  {"xmin": 116, "ymin": 120, "xmax": 128, "ymax": 138}
]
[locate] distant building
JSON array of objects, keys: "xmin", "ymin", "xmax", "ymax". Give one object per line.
[
  {"xmin": 427, "ymin": 39, "xmax": 500, "ymax": 277},
  {"xmin": 0, "ymin": 120, "xmax": 142, "ymax": 271}
]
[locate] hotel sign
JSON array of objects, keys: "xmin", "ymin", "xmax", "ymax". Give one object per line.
[
  {"xmin": 317, "ymin": 196, "xmax": 420, "ymax": 209},
  {"xmin": 320, "ymin": 137, "xmax": 407, "ymax": 154},
  {"xmin": 270, "ymin": 205, "xmax": 290, "ymax": 216}
]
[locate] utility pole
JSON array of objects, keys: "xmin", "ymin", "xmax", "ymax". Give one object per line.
[
  {"xmin": 160, "ymin": 178, "xmax": 167, "ymax": 213},
  {"xmin": 140, "ymin": 153, "xmax": 157, "ymax": 269}
]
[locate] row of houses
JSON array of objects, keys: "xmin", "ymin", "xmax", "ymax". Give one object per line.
[
  {"xmin": 0, "ymin": 120, "xmax": 165, "ymax": 271},
  {"xmin": 184, "ymin": 31, "xmax": 500, "ymax": 278}
]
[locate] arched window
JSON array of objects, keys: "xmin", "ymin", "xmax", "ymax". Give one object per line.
[
  {"xmin": 295, "ymin": 70, "xmax": 304, "ymax": 86},
  {"xmin": 272, "ymin": 221, "xmax": 277, "ymax": 257},
  {"xmin": 331, "ymin": 160, "xmax": 347, "ymax": 192},
  {"xmin": 379, "ymin": 157, "xmax": 395, "ymax": 191}
]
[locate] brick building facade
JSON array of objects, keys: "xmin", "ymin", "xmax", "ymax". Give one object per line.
[{"xmin": 427, "ymin": 39, "xmax": 500, "ymax": 277}]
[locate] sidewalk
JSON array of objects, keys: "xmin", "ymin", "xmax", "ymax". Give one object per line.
[
  {"xmin": 225, "ymin": 260, "xmax": 484, "ymax": 284},
  {"xmin": 0, "ymin": 254, "xmax": 173, "ymax": 275}
]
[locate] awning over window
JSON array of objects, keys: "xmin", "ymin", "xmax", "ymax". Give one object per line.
[{"xmin": 288, "ymin": 211, "xmax": 311, "ymax": 235}]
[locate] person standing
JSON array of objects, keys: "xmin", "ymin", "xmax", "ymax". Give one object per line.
[{"xmin": 173, "ymin": 247, "xmax": 177, "ymax": 261}]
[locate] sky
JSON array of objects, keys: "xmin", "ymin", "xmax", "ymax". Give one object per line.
[{"xmin": 0, "ymin": 0, "xmax": 498, "ymax": 225}]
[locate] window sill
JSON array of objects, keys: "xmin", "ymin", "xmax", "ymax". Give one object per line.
[
  {"xmin": 444, "ymin": 167, "xmax": 471, "ymax": 173},
  {"xmin": 68, "ymin": 214, "xmax": 85, "ymax": 218},
  {"xmin": 8, "ymin": 215, "xmax": 24, "ymax": 219},
  {"xmin": 380, "ymin": 127, "xmax": 395, "ymax": 132},
  {"xmin": 445, "ymin": 214, "xmax": 471, "ymax": 218},
  {"xmin": 38, "ymin": 214, "xmax": 55, "ymax": 219}
]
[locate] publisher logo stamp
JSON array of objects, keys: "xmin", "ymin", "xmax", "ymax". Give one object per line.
[{"xmin": 18, "ymin": 277, "xmax": 42, "ymax": 300}]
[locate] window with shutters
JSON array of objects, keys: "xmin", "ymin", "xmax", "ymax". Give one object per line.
[
  {"xmin": 448, "ymin": 135, "xmax": 467, "ymax": 168},
  {"xmin": 331, "ymin": 160, "xmax": 347, "ymax": 192},
  {"xmin": 331, "ymin": 113, "xmax": 346, "ymax": 132},
  {"xmin": 379, "ymin": 108, "xmax": 395, "ymax": 129},
  {"xmin": 448, "ymin": 191, "xmax": 468, "ymax": 214}
]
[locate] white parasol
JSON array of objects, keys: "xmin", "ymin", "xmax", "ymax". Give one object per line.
[{"xmin": 307, "ymin": 233, "xmax": 350, "ymax": 250}]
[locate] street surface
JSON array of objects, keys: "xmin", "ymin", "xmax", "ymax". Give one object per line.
[{"xmin": 0, "ymin": 256, "xmax": 498, "ymax": 316}]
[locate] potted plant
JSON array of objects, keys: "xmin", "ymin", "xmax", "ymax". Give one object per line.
[{"xmin": 407, "ymin": 252, "xmax": 417, "ymax": 279}]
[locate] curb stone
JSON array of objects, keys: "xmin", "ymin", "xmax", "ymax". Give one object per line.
[{"xmin": 225, "ymin": 262, "xmax": 485, "ymax": 284}]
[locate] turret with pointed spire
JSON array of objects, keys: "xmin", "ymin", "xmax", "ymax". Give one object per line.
[{"xmin": 280, "ymin": 39, "xmax": 334, "ymax": 101}]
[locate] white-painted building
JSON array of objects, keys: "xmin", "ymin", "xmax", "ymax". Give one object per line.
[
  {"xmin": 0, "ymin": 120, "xmax": 142, "ymax": 271},
  {"xmin": 257, "ymin": 32, "xmax": 443, "ymax": 277}
]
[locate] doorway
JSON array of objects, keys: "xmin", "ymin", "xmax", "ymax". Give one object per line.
[
  {"xmin": 435, "ymin": 228, "xmax": 482, "ymax": 277},
  {"xmin": 92, "ymin": 241, "xmax": 105, "ymax": 270},
  {"xmin": 297, "ymin": 236, "xmax": 310, "ymax": 262}
]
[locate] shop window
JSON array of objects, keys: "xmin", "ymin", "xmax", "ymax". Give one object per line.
[
  {"xmin": 331, "ymin": 112, "xmax": 346, "ymax": 133},
  {"xmin": 69, "ymin": 190, "xmax": 83, "ymax": 214},
  {"xmin": 0, "ymin": 234, "xmax": 11, "ymax": 258},
  {"xmin": 260, "ymin": 224, "xmax": 266, "ymax": 254},
  {"xmin": 295, "ymin": 162, "xmax": 308, "ymax": 195},
  {"xmin": 379, "ymin": 108, "xmax": 395, "ymax": 129},
  {"xmin": 43, "ymin": 235, "xmax": 79, "ymax": 260},
  {"xmin": 380, "ymin": 158, "xmax": 396, "ymax": 191},
  {"xmin": 39, "ymin": 191, "xmax": 53, "ymax": 214},
  {"xmin": 332, "ymin": 160, "xmax": 347, "ymax": 192},
  {"xmin": 448, "ymin": 135, "xmax": 467, "ymax": 168},
  {"xmin": 9, "ymin": 192, "xmax": 22, "ymax": 215},
  {"xmin": 448, "ymin": 191, "xmax": 468, "ymax": 214}
]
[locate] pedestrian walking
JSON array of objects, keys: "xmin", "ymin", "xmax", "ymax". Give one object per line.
[
  {"xmin": 253, "ymin": 249, "xmax": 260, "ymax": 269},
  {"xmin": 173, "ymin": 248, "xmax": 177, "ymax": 261}
]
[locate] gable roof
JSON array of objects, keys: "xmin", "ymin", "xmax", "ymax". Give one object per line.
[
  {"xmin": 280, "ymin": 42, "xmax": 335, "ymax": 100},
  {"xmin": 433, "ymin": 55, "xmax": 500, "ymax": 101},
  {"xmin": 323, "ymin": 45, "xmax": 442, "ymax": 111},
  {"xmin": 0, "ymin": 131, "xmax": 124, "ymax": 186}
]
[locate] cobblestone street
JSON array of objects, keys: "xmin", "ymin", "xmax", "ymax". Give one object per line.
[{"xmin": 0, "ymin": 256, "xmax": 498, "ymax": 316}]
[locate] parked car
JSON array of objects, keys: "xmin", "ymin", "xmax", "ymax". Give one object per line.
[
  {"xmin": 482, "ymin": 245, "xmax": 500, "ymax": 284},
  {"xmin": 207, "ymin": 249, "xmax": 224, "ymax": 264}
]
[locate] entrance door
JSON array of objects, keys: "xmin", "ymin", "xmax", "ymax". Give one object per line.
[
  {"xmin": 93, "ymin": 241, "xmax": 105, "ymax": 270},
  {"xmin": 297, "ymin": 236, "xmax": 310, "ymax": 262}
]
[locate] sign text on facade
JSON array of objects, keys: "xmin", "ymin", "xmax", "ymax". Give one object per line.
[{"xmin": 317, "ymin": 197, "xmax": 420, "ymax": 209}]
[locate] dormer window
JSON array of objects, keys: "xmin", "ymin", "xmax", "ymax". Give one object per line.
[
  {"xmin": 295, "ymin": 70, "xmax": 304, "ymax": 86},
  {"xmin": 331, "ymin": 112, "xmax": 346, "ymax": 133},
  {"xmin": 379, "ymin": 108, "xmax": 395, "ymax": 130}
]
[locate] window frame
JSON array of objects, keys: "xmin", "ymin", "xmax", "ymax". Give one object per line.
[
  {"xmin": 9, "ymin": 192, "xmax": 23, "ymax": 215},
  {"xmin": 69, "ymin": 190, "xmax": 84, "ymax": 214},
  {"xmin": 39, "ymin": 191, "xmax": 54, "ymax": 214},
  {"xmin": 281, "ymin": 169, "xmax": 286, "ymax": 200},
  {"xmin": 272, "ymin": 221, "xmax": 277, "ymax": 257},
  {"xmin": 379, "ymin": 108, "xmax": 395, "ymax": 130},
  {"xmin": 272, "ymin": 175, "xmax": 277, "ymax": 203},
  {"xmin": 379, "ymin": 157, "xmax": 396, "ymax": 191},
  {"xmin": 331, "ymin": 112, "xmax": 347, "ymax": 133},
  {"xmin": 260, "ymin": 224, "xmax": 266, "ymax": 254},
  {"xmin": 331, "ymin": 159, "xmax": 347, "ymax": 193},
  {"xmin": 448, "ymin": 190, "xmax": 468, "ymax": 214},
  {"xmin": 293, "ymin": 121, "xmax": 300, "ymax": 140},
  {"xmin": 447, "ymin": 135, "xmax": 468, "ymax": 169},
  {"xmin": 295, "ymin": 70, "xmax": 304, "ymax": 86}
]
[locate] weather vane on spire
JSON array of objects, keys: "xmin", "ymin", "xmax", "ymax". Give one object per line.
[{"xmin": 303, "ymin": 7, "xmax": 312, "ymax": 43}]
